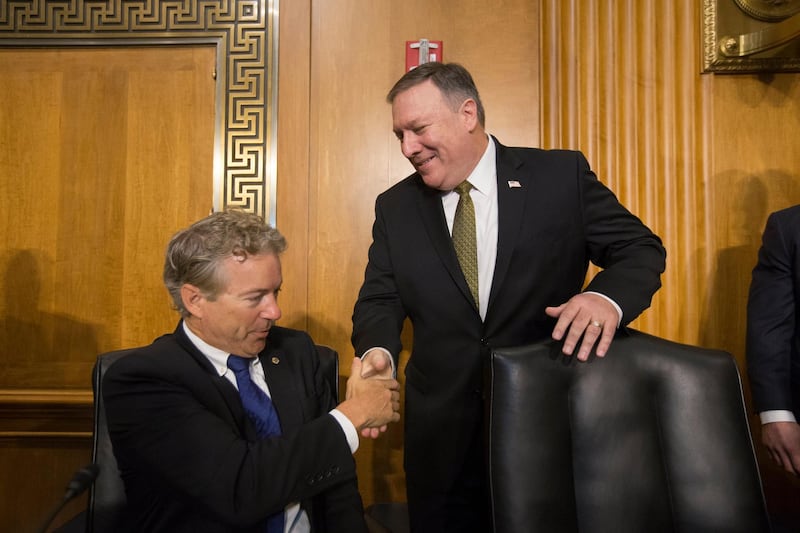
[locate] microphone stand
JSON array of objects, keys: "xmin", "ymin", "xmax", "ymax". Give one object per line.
[{"xmin": 36, "ymin": 463, "xmax": 100, "ymax": 533}]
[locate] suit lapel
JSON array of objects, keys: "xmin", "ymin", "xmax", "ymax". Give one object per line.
[
  {"xmin": 488, "ymin": 141, "xmax": 527, "ymax": 317},
  {"xmin": 173, "ymin": 323, "xmax": 257, "ymax": 438},
  {"xmin": 415, "ymin": 178, "xmax": 481, "ymax": 313},
  {"xmin": 259, "ymin": 344, "xmax": 302, "ymax": 430}
]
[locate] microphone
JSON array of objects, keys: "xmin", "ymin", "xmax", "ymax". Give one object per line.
[
  {"xmin": 65, "ymin": 463, "xmax": 100, "ymax": 501},
  {"xmin": 37, "ymin": 463, "xmax": 100, "ymax": 533}
]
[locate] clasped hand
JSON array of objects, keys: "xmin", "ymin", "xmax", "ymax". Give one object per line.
[
  {"xmin": 352, "ymin": 350, "xmax": 396, "ymax": 439},
  {"xmin": 341, "ymin": 357, "xmax": 400, "ymax": 434}
]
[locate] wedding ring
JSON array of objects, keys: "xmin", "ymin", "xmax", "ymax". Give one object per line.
[{"xmin": 590, "ymin": 320, "xmax": 602, "ymax": 328}]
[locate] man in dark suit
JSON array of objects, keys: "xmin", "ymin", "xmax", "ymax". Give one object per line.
[
  {"xmin": 351, "ymin": 62, "xmax": 666, "ymax": 532},
  {"xmin": 747, "ymin": 204, "xmax": 800, "ymax": 477},
  {"xmin": 104, "ymin": 210, "xmax": 401, "ymax": 533}
]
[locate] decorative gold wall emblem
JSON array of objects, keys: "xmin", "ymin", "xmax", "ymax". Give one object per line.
[
  {"xmin": 0, "ymin": 0, "xmax": 279, "ymax": 222},
  {"xmin": 704, "ymin": 0, "xmax": 800, "ymax": 72}
]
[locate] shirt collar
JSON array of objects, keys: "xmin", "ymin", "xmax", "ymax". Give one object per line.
[
  {"xmin": 462, "ymin": 135, "xmax": 497, "ymax": 196},
  {"xmin": 182, "ymin": 321, "xmax": 261, "ymax": 377}
]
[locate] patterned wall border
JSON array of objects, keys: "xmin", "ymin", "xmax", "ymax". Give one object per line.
[{"xmin": 0, "ymin": 0, "xmax": 279, "ymax": 223}]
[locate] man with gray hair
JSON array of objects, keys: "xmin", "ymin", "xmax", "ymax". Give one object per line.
[
  {"xmin": 353, "ymin": 62, "xmax": 665, "ymax": 531},
  {"xmin": 105, "ymin": 210, "xmax": 400, "ymax": 532}
]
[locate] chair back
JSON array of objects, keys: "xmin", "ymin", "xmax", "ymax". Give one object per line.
[
  {"xmin": 86, "ymin": 343, "xmax": 340, "ymax": 532},
  {"xmin": 315, "ymin": 344, "xmax": 340, "ymax": 402},
  {"xmin": 487, "ymin": 329, "xmax": 770, "ymax": 533},
  {"xmin": 87, "ymin": 349, "xmax": 136, "ymax": 533}
]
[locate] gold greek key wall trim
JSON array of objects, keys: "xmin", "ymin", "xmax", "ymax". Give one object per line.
[
  {"xmin": 703, "ymin": 0, "xmax": 800, "ymax": 73},
  {"xmin": 0, "ymin": 0, "xmax": 279, "ymax": 223}
]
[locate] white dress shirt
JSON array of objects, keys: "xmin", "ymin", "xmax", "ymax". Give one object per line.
[{"xmin": 760, "ymin": 410, "xmax": 797, "ymax": 424}]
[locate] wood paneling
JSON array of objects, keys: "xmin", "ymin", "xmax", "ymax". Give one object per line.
[
  {"xmin": 709, "ymin": 71, "xmax": 800, "ymax": 526},
  {"xmin": 0, "ymin": 45, "xmax": 216, "ymax": 530},
  {"xmin": 541, "ymin": 1, "xmax": 710, "ymax": 344},
  {"xmin": 276, "ymin": 0, "xmax": 313, "ymax": 332},
  {"xmin": 0, "ymin": 47, "xmax": 215, "ymax": 389},
  {"xmin": 0, "ymin": 437, "xmax": 92, "ymax": 533},
  {"xmin": 540, "ymin": 0, "xmax": 800, "ymax": 525}
]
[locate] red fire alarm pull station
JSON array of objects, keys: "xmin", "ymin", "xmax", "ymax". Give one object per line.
[{"xmin": 405, "ymin": 39, "xmax": 443, "ymax": 71}]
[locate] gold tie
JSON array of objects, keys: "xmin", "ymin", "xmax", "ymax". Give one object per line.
[{"xmin": 452, "ymin": 181, "xmax": 479, "ymax": 307}]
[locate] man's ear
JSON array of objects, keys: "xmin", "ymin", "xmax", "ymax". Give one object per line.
[
  {"xmin": 181, "ymin": 284, "xmax": 205, "ymax": 318},
  {"xmin": 460, "ymin": 98, "xmax": 480, "ymax": 132}
]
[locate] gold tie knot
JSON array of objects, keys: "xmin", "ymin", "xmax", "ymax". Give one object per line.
[{"xmin": 455, "ymin": 181, "xmax": 473, "ymax": 196}]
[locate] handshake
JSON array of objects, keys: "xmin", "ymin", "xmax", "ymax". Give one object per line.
[{"xmin": 337, "ymin": 357, "xmax": 401, "ymax": 437}]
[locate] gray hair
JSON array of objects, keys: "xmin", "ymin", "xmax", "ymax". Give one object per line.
[
  {"xmin": 386, "ymin": 62, "xmax": 485, "ymax": 127},
  {"xmin": 163, "ymin": 210, "xmax": 287, "ymax": 317}
]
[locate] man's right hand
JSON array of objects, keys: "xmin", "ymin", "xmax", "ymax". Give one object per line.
[
  {"xmin": 352, "ymin": 349, "xmax": 396, "ymax": 439},
  {"xmin": 338, "ymin": 358, "xmax": 400, "ymax": 433},
  {"xmin": 359, "ymin": 349, "xmax": 394, "ymax": 379},
  {"xmin": 762, "ymin": 421, "xmax": 800, "ymax": 476}
]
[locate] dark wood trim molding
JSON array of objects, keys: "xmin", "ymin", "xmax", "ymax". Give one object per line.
[{"xmin": 0, "ymin": 390, "xmax": 92, "ymax": 439}]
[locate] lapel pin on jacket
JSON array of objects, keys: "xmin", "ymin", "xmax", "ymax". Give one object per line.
[
  {"xmin": 507, "ymin": 180, "xmax": 522, "ymax": 188},
  {"xmin": 271, "ymin": 356, "xmax": 280, "ymax": 364}
]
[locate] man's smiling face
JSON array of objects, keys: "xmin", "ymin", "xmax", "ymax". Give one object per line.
[{"xmin": 392, "ymin": 79, "xmax": 483, "ymax": 191}]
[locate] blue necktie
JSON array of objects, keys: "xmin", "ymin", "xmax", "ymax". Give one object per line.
[{"xmin": 227, "ymin": 354, "xmax": 285, "ymax": 533}]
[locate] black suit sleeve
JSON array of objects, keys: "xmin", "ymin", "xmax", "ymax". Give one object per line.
[
  {"xmin": 747, "ymin": 211, "xmax": 797, "ymax": 414},
  {"xmin": 576, "ymin": 152, "xmax": 666, "ymax": 324},
  {"xmin": 351, "ymin": 196, "xmax": 406, "ymax": 362}
]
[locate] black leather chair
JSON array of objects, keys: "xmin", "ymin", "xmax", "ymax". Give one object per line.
[
  {"xmin": 86, "ymin": 348, "xmax": 136, "ymax": 533},
  {"xmin": 487, "ymin": 329, "xmax": 771, "ymax": 533},
  {"xmin": 85, "ymin": 344, "xmax": 340, "ymax": 532}
]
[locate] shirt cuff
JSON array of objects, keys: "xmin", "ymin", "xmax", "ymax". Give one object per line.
[
  {"xmin": 360, "ymin": 347, "xmax": 396, "ymax": 378},
  {"xmin": 329, "ymin": 409, "xmax": 359, "ymax": 453},
  {"xmin": 760, "ymin": 410, "xmax": 797, "ymax": 424},
  {"xmin": 584, "ymin": 291, "xmax": 622, "ymax": 328}
]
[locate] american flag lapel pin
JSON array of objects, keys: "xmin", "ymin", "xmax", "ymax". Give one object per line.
[{"xmin": 507, "ymin": 180, "xmax": 522, "ymax": 188}]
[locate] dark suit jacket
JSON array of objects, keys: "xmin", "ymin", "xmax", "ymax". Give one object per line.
[
  {"xmin": 352, "ymin": 138, "xmax": 666, "ymax": 489},
  {"xmin": 103, "ymin": 323, "xmax": 367, "ymax": 533},
  {"xmin": 747, "ymin": 204, "xmax": 800, "ymax": 416}
]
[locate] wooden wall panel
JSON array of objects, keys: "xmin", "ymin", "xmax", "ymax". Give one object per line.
[
  {"xmin": 709, "ymin": 72, "xmax": 800, "ymax": 527},
  {"xmin": 540, "ymin": 0, "xmax": 800, "ymax": 525},
  {"xmin": 276, "ymin": 0, "xmax": 313, "ymax": 332},
  {"xmin": 0, "ymin": 45, "xmax": 215, "ymax": 529},
  {"xmin": 0, "ymin": 47, "xmax": 215, "ymax": 389},
  {"xmin": 541, "ymin": 0, "xmax": 711, "ymax": 345},
  {"xmin": 0, "ymin": 438, "xmax": 91, "ymax": 533}
]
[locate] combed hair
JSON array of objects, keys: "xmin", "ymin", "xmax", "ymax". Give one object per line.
[
  {"xmin": 163, "ymin": 210, "xmax": 287, "ymax": 317},
  {"xmin": 386, "ymin": 62, "xmax": 485, "ymax": 127}
]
